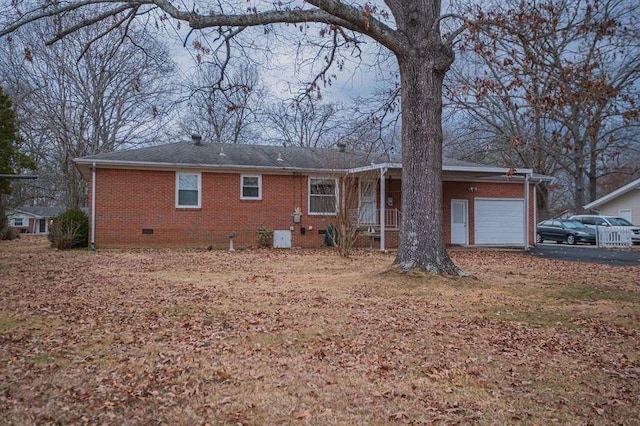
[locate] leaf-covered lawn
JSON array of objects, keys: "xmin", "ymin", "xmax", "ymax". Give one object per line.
[{"xmin": 1, "ymin": 236, "xmax": 638, "ymax": 424}]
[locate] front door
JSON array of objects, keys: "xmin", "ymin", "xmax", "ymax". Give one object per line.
[
  {"xmin": 451, "ymin": 200, "xmax": 468, "ymax": 245},
  {"xmin": 38, "ymin": 219, "xmax": 47, "ymax": 234},
  {"xmin": 359, "ymin": 180, "xmax": 376, "ymax": 225}
]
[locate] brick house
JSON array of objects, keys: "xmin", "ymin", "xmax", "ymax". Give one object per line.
[
  {"xmin": 7, "ymin": 206, "xmax": 64, "ymax": 235},
  {"xmin": 74, "ymin": 138, "xmax": 549, "ymax": 250}
]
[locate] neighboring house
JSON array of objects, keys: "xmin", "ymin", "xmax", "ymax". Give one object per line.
[
  {"xmin": 74, "ymin": 138, "xmax": 550, "ymax": 250},
  {"xmin": 6, "ymin": 206, "xmax": 65, "ymax": 234},
  {"xmin": 584, "ymin": 177, "xmax": 640, "ymax": 225},
  {"xmin": 552, "ymin": 209, "xmax": 575, "ymax": 220}
]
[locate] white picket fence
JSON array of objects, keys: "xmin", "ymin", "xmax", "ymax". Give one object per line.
[{"xmin": 597, "ymin": 226, "xmax": 633, "ymax": 248}]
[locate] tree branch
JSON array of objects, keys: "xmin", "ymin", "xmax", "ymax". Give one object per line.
[
  {"xmin": 46, "ymin": 4, "xmax": 135, "ymax": 45},
  {"xmin": 2, "ymin": 0, "xmax": 405, "ymax": 56},
  {"xmin": 435, "ymin": 13, "xmax": 469, "ymax": 47}
]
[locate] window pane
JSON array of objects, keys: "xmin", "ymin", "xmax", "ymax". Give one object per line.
[
  {"xmin": 243, "ymin": 187, "xmax": 259, "ymax": 198},
  {"xmin": 243, "ymin": 176, "xmax": 259, "ymax": 187},
  {"xmin": 179, "ymin": 189, "xmax": 199, "ymax": 206},
  {"xmin": 178, "ymin": 174, "xmax": 198, "ymax": 190},
  {"xmin": 453, "ymin": 205, "xmax": 464, "ymax": 224},
  {"xmin": 310, "ymin": 195, "xmax": 336, "ymax": 213},
  {"xmin": 309, "ymin": 178, "xmax": 336, "ymax": 213},
  {"xmin": 311, "ymin": 179, "xmax": 335, "ymax": 195}
]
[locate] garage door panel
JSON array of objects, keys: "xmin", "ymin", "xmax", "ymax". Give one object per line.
[{"xmin": 475, "ymin": 199, "xmax": 525, "ymax": 245}]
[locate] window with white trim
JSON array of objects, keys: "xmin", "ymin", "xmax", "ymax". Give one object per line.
[
  {"xmin": 241, "ymin": 174, "xmax": 262, "ymax": 200},
  {"xmin": 309, "ymin": 177, "xmax": 338, "ymax": 215},
  {"xmin": 11, "ymin": 218, "xmax": 24, "ymax": 227},
  {"xmin": 176, "ymin": 172, "xmax": 201, "ymax": 208}
]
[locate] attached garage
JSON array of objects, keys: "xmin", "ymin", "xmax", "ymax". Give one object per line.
[{"xmin": 474, "ymin": 198, "xmax": 525, "ymax": 245}]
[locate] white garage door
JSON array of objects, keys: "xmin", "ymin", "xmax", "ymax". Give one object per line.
[{"xmin": 475, "ymin": 199, "xmax": 525, "ymax": 245}]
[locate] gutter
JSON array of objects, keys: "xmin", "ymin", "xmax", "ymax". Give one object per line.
[
  {"xmin": 74, "ymin": 158, "xmax": 349, "ymax": 176},
  {"xmin": 75, "ymin": 158, "xmax": 554, "ymax": 183}
]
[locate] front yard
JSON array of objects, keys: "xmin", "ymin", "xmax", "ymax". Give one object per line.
[{"xmin": 1, "ymin": 236, "xmax": 639, "ymax": 424}]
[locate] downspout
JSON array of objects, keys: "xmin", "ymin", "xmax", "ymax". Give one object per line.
[
  {"xmin": 524, "ymin": 173, "xmax": 530, "ymax": 251},
  {"xmin": 533, "ymin": 183, "xmax": 538, "ymax": 243},
  {"xmin": 91, "ymin": 162, "xmax": 96, "ymax": 250},
  {"xmin": 380, "ymin": 167, "xmax": 387, "ymax": 251}
]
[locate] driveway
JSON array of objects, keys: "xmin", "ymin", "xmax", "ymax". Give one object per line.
[{"xmin": 531, "ymin": 244, "xmax": 640, "ymax": 266}]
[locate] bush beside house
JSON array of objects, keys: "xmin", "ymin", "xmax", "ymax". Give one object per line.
[{"xmin": 48, "ymin": 209, "xmax": 89, "ymax": 249}]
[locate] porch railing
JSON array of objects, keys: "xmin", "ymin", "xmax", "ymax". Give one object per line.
[{"xmin": 349, "ymin": 208, "xmax": 401, "ymax": 229}]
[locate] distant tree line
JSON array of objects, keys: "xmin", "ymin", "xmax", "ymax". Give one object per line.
[{"xmin": 1, "ymin": 0, "xmax": 638, "ymax": 220}]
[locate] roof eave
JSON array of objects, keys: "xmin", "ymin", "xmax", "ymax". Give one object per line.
[
  {"xmin": 443, "ymin": 165, "xmax": 534, "ymax": 175},
  {"xmin": 347, "ymin": 162, "xmax": 402, "ymax": 174},
  {"xmin": 74, "ymin": 158, "xmax": 349, "ymax": 175},
  {"xmin": 8, "ymin": 208, "xmax": 41, "ymax": 218},
  {"xmin": 75, "ymin": 158, "xmax": 553, "ymax": 182}
]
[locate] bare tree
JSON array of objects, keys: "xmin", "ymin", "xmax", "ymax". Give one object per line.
[
  {"xmin": 2, "ymin": 1, "xmax": 468, "ymax": 275},
  {"xmin": 446, "ymin": 0, "xmax": 640, "ymax": 214},
  {"xmin": 265, "ymin": 97, "xmax": 341, "ymax": 148},
  {"xmin": 329, "ymin": 172, "xmax": 379, "ymax": 257},
  {"xmin": 180, "ymin": 60, "xmax": 264, "ymax": 144},
  {"xmin": 339, "ymin": 84, "xmax": 402, "ymax": 157},
  {"xmin": 0, "ymin": 17, "xmax": 175, "ymax": 208}
]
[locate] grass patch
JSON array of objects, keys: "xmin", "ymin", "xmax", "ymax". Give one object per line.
[
  {"xmin": 32, "ymin": 354, "xmax": 57, "ymax": 365},
  {"xmin": 557, "ymin": 284, "xmax": 640, "ymax": 303},
  {"xmin": 0, "ymin": 313, "xmax": 20, "ymax": 333},
  {"xmin": 484, "ymin": 306, "xmax": 581, "ymax": 328}
]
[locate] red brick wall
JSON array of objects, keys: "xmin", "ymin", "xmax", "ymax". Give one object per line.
[
  {"xmin": 89, "ymin": 168, "xmax": 537, "ymax": 248},
  {"xmin": 92, "ymin": 169, "xmax": 338, "ymax": 248}
]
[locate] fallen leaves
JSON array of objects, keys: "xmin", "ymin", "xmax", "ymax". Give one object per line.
[
  {"xmin": 0, "ymin": 236, "xmax": 638, "ymax": 424},
  {"xmin": 293, "ymin": 409, "xmax": 312, "ymax": 419}
]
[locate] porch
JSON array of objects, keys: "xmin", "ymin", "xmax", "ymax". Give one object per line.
[
  {"xmin": 345, "ymin": 161, "xmax": 548, "ymax": 250},
  {"xmin": 349, "ymin": 208, "xmax": 401, "ymax": 230}
]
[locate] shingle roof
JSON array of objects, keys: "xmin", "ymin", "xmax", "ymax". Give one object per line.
[
  {"xmin": 75, "ymin": 141, "xmax": 494, "ymax": 171},
  {"xmin": 14, "ymin": 206, "xmax": 65, "ymax": 218}
]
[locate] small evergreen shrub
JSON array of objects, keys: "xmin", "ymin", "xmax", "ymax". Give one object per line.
[
  {"xmin": 48, "ymin": 209, "xmax": 88, "ymax": 249},
  {"xmin": 257, "ymin": 225, "xmax": 273, "ymax": 248}
]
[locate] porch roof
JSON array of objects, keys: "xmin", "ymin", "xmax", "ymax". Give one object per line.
[{"xmin": 346, "ymin": 162, "xmax": 553, "ymax": 183}]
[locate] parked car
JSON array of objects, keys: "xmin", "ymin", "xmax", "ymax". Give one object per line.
[
  {"xmin": 569, "ymin": 215, "xmax": 640, "ymax": 244},
  {"xmin": 536, "ymin": 219, "xmax": 596, "ymax": 245}
]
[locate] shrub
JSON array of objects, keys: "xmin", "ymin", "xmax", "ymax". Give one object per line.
[
  {"xmin": 257, "ymin": 225, "xmax": 273, "ymax": 248},
  {"xmin": 0, "ymin": 225, "xmax": 18, "ymax": 241},
  {"xmin": 48, "ymin": 209, "xmax": 88, "ymax": 249}
]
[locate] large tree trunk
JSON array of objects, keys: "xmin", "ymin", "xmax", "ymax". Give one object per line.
[
  {"xmin": 573, "ymin": 155, "xmax": 586, "ymax": 214},
  {"xmin": 393, "ymin": 37, "xmax": 464, "ymax": 275}
]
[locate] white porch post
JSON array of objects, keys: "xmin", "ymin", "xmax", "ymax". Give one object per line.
[
  {"xmin": 524, "ymin": 173, "xmax": 530, "ymax": 251},
  {"xmin": 380, "ymin": 167, "xmax": 387, "ymax": 251}
]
